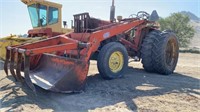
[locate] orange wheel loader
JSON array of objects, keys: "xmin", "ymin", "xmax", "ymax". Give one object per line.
[{"xmin": 4, "ymin": 0, "xmax": 179, "ymax": 93}]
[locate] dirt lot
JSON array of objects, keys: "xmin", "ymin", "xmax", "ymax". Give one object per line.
[{"xmin": 0, "ymin": 53, "xmax": 200, "ymax": 112}]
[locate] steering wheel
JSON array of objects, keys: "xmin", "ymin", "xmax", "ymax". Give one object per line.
[
  {"xmin": 42, "ymin": 15, "xmax": 46, "ymax": 20},
  {"xmin": 40, "ymin": 15, "xmax": 46, "ymax": 26},
  {"xmin": 137, "ymin": 11, "xmax": 150, "ymax": 19}
]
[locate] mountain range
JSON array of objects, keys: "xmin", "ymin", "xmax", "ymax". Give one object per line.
[
  {"xmin": 182, "ymin": 11, "xmax": 200, "ymax": 49},
  {"xmin": 180, "ymin": 11, "xmax": 200, "ymax": 21}
]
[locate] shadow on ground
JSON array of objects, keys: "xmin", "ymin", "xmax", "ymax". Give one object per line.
[{"xmin": 1, "ymin": 67, "xmax": 200, "ymax": 111}]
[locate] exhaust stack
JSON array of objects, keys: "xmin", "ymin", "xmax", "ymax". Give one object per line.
[{"xmin": 110, "ymin": 0, "xmax": 115, "ymax": 22}]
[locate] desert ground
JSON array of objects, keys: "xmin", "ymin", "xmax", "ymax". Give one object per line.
[{"xmin": 0, "ymin": 53, "xmax": 200, "ymax": 112}]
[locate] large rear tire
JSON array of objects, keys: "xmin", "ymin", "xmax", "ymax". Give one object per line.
[
  {"xmin": 141, "ymin": 30, "xmax": 179, "ymax": 75},
  {"xmin": 97, "ymin": 42, "xmax": 128, "ymax": 79},
  {"xmin": 153, "ymin": 31, "xmax": 179, "ymax": 74}
]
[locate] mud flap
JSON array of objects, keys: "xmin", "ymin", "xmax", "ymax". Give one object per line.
[{"xmin": 29, "ymin": 54, "xmax": 89, "ymax": 93}]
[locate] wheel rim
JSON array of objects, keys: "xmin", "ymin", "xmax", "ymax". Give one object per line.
[
  {"xmin": 109, "ymin": 51, "xmax": 124, "ymax": 73},
  {"xmin": 165, "ymin": 39, "xmax": 178, "ymax": 67}
]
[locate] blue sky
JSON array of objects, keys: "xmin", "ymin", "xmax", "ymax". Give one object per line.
[{"xmin": 0, "ymin": 0, "xmax": 199, "ymax": 37}]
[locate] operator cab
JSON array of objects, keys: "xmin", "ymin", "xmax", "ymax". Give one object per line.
[
  {"xmin": 21, "ymin": 0, "xmax": 72, "ymax": 37},
  {"xmin": 28, "ymin": 4, "xmax": 59, "ymax": 28}
]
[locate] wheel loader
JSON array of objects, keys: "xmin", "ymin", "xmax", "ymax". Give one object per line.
[
  {"xmin": 4, "ymin": 0, "xmax": 179, "ymax": 93},
  {"xmin": 0, "ymin": 0, "xmax": 72, "ymax": 60}
]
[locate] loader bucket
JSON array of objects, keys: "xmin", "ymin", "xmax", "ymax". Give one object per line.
[{"xmin": 28, "ymin": 54, "xmax": 89, "ymax": 93}]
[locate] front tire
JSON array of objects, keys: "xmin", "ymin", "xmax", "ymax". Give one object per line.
[{"xmin": 97, "ymin": 42, "xmax": 128, "ymax": 79}]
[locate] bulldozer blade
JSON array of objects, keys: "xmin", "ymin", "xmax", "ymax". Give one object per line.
[
  {"xmin": 10, "ymin": 49, "xmax": 17, "ymax": 81},
  {"xmin": 24, "ymin": 55, "xmax": 36, "ymax": 93},
  {"xmin": 16, "ymin": 53, "xmax": 24, "ymax": 82},
  {"xmin": 4, "ymin": 49, "xmax": 10, "ymax": 76},
  {"xmin": 29, "ymin": 54, "xmax": 89, "ymax": 93}
]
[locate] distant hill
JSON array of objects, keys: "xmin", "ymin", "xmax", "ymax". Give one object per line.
[{"xmin": 180, "ymin": 11, "xmax": 200, "ymax": 21}]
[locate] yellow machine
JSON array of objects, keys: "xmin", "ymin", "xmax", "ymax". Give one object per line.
[
  {"xmin": 0, "ymin": 35, "xmax": 44, "ymax": 60},
  {"xmin": 0, "ymin": 0, "xmax": 72, "ymax": 60},
  {"xmin": 21, "ymin": 0, "xmax": 72, "ymax": 35}
]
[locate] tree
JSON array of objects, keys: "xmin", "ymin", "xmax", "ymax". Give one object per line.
[{"xmin": 158, "ymin": 13, "xmax": 195, "ymax": 47}]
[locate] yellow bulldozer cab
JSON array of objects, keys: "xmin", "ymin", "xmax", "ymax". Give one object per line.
[{"xmin": 21, "ymin": 0, "xmax": 70, "ymax": 34}]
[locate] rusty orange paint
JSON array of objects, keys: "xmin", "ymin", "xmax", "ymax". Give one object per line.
[
  {"xmin": 6, "ymin": 19, "xmax": 148, "ymax": 70},
  {"xmin": 51, "ymin": 58, "xmax": 74, "ymax": 65}
]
